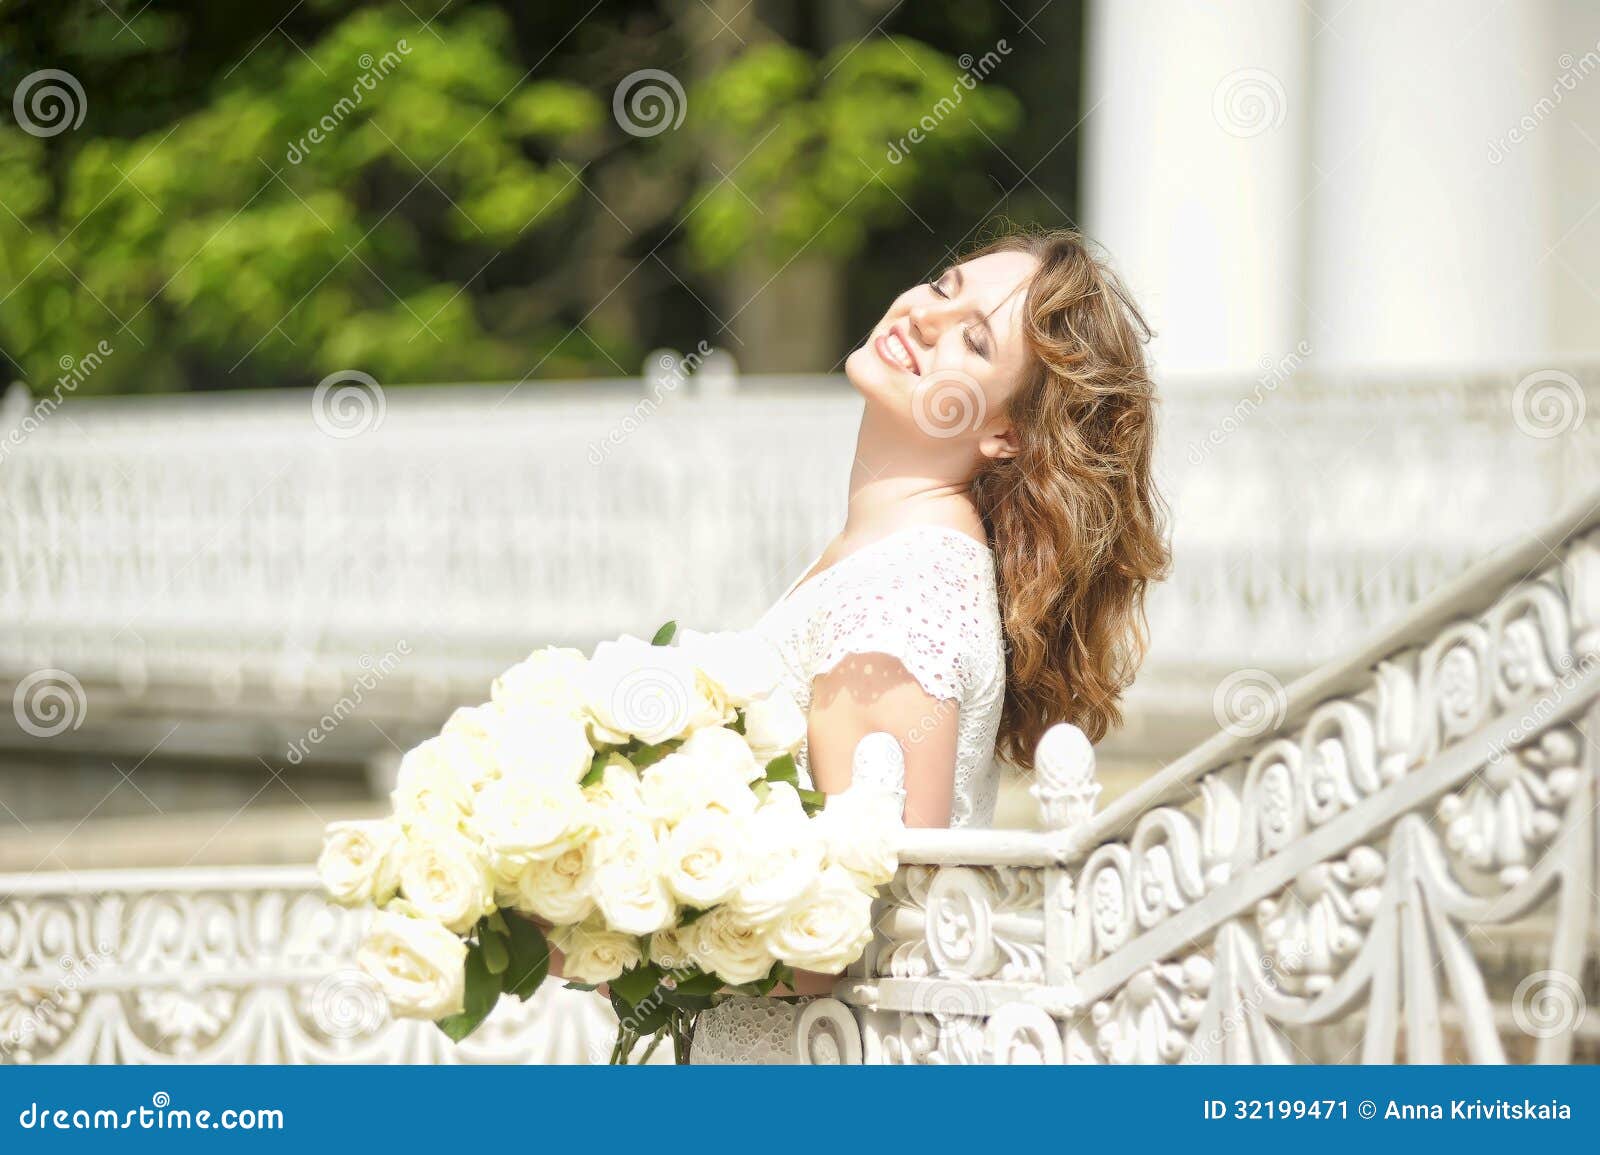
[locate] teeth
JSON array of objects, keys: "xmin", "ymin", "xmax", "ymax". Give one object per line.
[{"xmin": 885, "ymin": 332, "xmax": 914, "ymax": 372}]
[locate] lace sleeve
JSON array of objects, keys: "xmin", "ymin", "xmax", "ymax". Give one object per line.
[{"xmin": 803, "ymin": 537, "xmax": 991, "ymax": 704}]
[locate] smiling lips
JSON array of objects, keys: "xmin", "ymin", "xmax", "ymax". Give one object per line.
[{"xmin": 874, "ymin": 325, "xmax": 921, "ymax": 375}]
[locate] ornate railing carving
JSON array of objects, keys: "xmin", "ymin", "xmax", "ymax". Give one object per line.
[
  {"xmin": 805, "ymin": 493, "xmax": 1600, "ymax": 1064},
  {"xmin": 0, "ymin": 866, "xmax": 623, "ymax": 1064}
]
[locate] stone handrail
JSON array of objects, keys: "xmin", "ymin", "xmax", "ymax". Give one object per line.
[
  {"xmin": 801, "ymin": 487, "xmax": 1600, "ymax": 1064},
  {"xmin": 0, "ymin": 865, "xmax": 625, "ymax": 1064}
]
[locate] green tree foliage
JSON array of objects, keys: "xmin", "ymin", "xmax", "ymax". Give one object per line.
[{"xmin": 0, "ymin": 1, "xmax": 1036, "ymax": 395}]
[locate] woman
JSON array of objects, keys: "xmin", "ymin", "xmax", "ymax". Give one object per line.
[{"xmin": 687, "ymin": 227, "xmax": 1170, "ymax": 1061}]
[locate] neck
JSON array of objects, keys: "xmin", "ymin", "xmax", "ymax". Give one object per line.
[{"xmin": 842, "ymin": 405, "xmax": 986, "ymax": 543}]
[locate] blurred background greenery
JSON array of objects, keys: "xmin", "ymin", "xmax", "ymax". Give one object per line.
[{"xmin": 0, "ymin": 0, "xmax": 1084, "ymax": 395}]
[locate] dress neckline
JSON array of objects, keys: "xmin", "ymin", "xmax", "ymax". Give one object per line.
[{"xmin": 777, "ymin": 523, "xmax": 992, "ymax": 608}]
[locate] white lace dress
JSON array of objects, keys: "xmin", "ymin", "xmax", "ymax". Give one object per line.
[{"xmin": 689, "ymin": 524, "xmax": 1006, "ymax": 1064}]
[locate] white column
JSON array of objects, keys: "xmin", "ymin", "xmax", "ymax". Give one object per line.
[
  {"xmin": 1306, "ymin": 0, "xmax": 1552, "ymax": 369},
  {"xmin": 1082, "ymin": 0, "xmax": 1308, "ymax": 375}
]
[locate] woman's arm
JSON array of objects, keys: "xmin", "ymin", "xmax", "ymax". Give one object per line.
[{"xmin": 803, "ymin": 651, "xmax": 960, "ymax": 828}]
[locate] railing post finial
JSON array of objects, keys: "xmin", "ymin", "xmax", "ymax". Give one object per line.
[{"xmin": 1030, "ymin": 722, "xmax": 1099, "ymax": 832}]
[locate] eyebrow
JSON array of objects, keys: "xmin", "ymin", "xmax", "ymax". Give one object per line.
[{"xmin": 945, "ymin": 265, "xmax": 999, "ymax": 352}]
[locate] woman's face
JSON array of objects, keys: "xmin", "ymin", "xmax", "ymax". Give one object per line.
[{"xmin": 845, "ymin": 250, "xmax": 1037, "ymax": 458}]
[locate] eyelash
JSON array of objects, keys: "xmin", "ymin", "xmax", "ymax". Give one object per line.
[{"xmin": 927, "ymin": 279, "xmax": 989, "ymax": 360}]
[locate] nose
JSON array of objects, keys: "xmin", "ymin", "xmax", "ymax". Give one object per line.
[{"xmin": 907, "ymin": 300, "xmax": 955, "ymax": 349}]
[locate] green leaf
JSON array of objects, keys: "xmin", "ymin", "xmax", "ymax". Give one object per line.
[
  {"xmin": 676, "ymin": 905, "xmax": 709, "ymax": 927},
  {"xmin": 581, "ymin": 750, "xmax": 610, "ymax": 787},
  {"xmin": 435, "ymin": 1006, "xmax": 493, "ymax": 1043},
  {"xmin": 502, "ymin": 913, "xmax": 551, "ymax": 999},
  {"xmin": 797, "ymin": 787, "xmax": 827, "ymax": 815},
  {"xmin": 436, "ymin": 945, "xmax": 501, "ymax": 1042},
  {"xmin": 668, "ymin": 970, "xmax": 724, "ymax": 997},
  {"xmin": 764, "ymin": 754, "xmax": 798, "ymax": 787},
  {"xmin": 464, "ymin": 944, "xmax": 500, "ymax": 1017},
  {"xmin": 610, "ymin": 963, "xmax": 665, "ymax": 1009},
  {"xmin": 650, "ymin": 620, "xmax": 677, "ymax": 646},
  {"xmin": 610, "ymin": 988, "xmax": 672, "ymax": 1034},
  {"xmin": 627, "ymin": 740, "xmax": 677, "ymax": 769},
  {"xmin": 564, "ymin": 980, "xmax": 599, "ymax": 992},
  {"xmin": 727, "ymin": 710, "xmax": 746, "ymax": 735},
  {"xmin": 479, "ymin": 928, "xmax": 510, "ymax": 976}
]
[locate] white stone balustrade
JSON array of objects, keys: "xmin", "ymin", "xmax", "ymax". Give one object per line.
[
  {"xmin": 797, "ymin": 489, "xmax": 1600, "ymax": 1064},
  {"xmin": 0, "ymin": 866, "xmax": 624, "ymax": 1064},
  {"xmin": 2, "ymin": 367, "xmax": 1594, "ymax": 771}
]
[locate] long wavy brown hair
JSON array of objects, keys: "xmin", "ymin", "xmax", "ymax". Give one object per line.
[{"xmin": 968, "ymin": 228, "xmax": 1170, "ymax": 766}]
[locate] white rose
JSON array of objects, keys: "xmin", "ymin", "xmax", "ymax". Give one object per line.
[
  {"xmin": 591, "ymin": 818, "xmax": 676, "ymax": 936},
  {"xmin": 584, "ymin": 635, "xmax": 709, "ymax": 746},
  {"xmin": 817, "ymin": 787, "xmax": 902, "ymax": 889},
  {"xmin": 439, "ymin": 706, "xmax": 510, "ymax": 792},
  {"xmin": 691, "ymin": 905, "xmax": 777, "ymax": 986},
  {"xmin": 583, "ymin": 759, "xmax": 643, "ymax": 818},
  {"xmin": 639, "ymin": 752, "xmax": 756, "ymax": 828},
  {"xmin": 677, "ymin": 725, "xmax": 760, "ymax": 784},
  {"xmin": 678, "ymin": 629, "xmax": 783, "ymax": 707},
  {"xmin": 391, "ymin": 737, "xmax": 474, "ymax": 831},
  {"xmin": 357, "ymin": 910, "xmax": 467, "ymax": 1020},
  {"xmin": 741, "ymin": 688, "xmax": 806, "ymax": 764},
  {"xmin": 474, "ymin": 778, "xmax": 593, "ymax": 867},
  {"xmin": 661, "ymin": 809, "xmax": 746, "ymax": 908},
  {"xmin": 318, "ymin": 819, "xmax": 403, "ymax": 907},
  {"xmin": 491, "ymin": 705, "xmax": 594, "ymax": 785},
  {"xmin": 728, "ymin": 792, "xmax": 825, "ymax": 927},
  {"xmin": 649, "ymin": 926, "xmax": 696, "ymax": 973},
  {"xmin": 397, "ymin": 826, "xmax": 495, "ymax": 934},
  {"xmin": 492, "ymin": 646, "xmax": 588, "ymax": 717},
  {"xmin": 553, "ymin": 921, "xmax": 643, "ymax": 985},
  {"xmin": 764, "ymin": 864, "xmax": 875, "ymax": 974},
  {"xmin": 506, "ymin": 842, "xmax": 596, "ymax": 925}
]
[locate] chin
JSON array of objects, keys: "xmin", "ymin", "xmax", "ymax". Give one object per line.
[{"xmin": 844, "ymin": 344, "xmax": 900, "ymax": 404}]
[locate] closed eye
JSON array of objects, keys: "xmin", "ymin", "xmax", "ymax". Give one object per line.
[{"xmin": 928, "ymin": 269, "xmax": 992, "ymax": 360}]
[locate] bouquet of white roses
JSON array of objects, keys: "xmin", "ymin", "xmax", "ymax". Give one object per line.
[{"xmin": 317, "ymin": 622, "xmax": 902, "ymax": 1062}]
